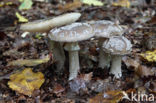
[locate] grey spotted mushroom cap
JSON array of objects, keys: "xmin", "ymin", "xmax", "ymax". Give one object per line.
[
  {"xmin": 89, "ymin": 20, "xmax": 124, "ymax": 38},
  {"xmin": 48, "ymin": 22, "xmax": 94, "ymax": 42},
  {"xmin": 20, "ymin": 12, "xmax": 81, "ymax": 32},
  {"xmin": 102, "ymin": 36, "xmax": 132, "ymax": 55}
]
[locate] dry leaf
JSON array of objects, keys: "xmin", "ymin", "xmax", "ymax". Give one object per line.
[
  {"xmin": 81, "ymin": 0, "xmax": 104, "ymax": 6},
  {"xmin": 7, "ymin": 56, "xmax": 50, "ymax": 66},
  {"xmin": 8, "ymin": 68, "xmax": 45, "ymax": 96},
  {"xmin": 89, "ymin": 90, "xmax": 125, "ymax": 103},
  {"xmin": 53, "ymin": 83, "xmax": 65, "ymax": 94},
  {"xmin": 58, "ymin": 0, "xmax": 82, "ymax": 12},
  {"xmin": 112, "ymin": 0, "xmax": 130, "ymax": 8},
  {"xmin": 140, "ymin": 50, "xmax": 156, "ymax": 62},
  {"xmin": 122, "ymin": 56, "xmax": 140, "ymax": 70},
  {"xmin": 136, "ymin": 65, "xmax": 154, "ymax": 77}
]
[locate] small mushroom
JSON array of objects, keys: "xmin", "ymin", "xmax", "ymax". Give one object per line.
[
  {"xmin": 102, "ymin": 36, "xmax": 132, "ymax": 78},
  {"xmin": 89, "ymin": 20, "xmax": 124, "ymax": 69},
  {"xmin": 20, "ymin": 12, "xmax": 81, "ymax": 73},
  {"xmin": 48, "ymin": 23, "xmax": 93, "ymax": 80}
]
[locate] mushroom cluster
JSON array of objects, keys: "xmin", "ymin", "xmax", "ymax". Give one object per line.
[
  {"xmin": 88, "ymin": 20, "xmax": 124, "ymax": 69},
  {"xmin": 20, "ymin": 13, "xmax": 132, "ymax": 80},
  {"xmin": 88, "ymin": 20, "xmax": 132, "ymax": 78}
]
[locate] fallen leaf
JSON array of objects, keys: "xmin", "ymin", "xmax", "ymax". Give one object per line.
[
  {"xmin": 136, "ymin": 65, "xmax": 154, "ymax": 77},
  {"xmin": 140, "ymin": 50, "xmax": 156, "ymax": 62},
  {"xmin": 7, "ymin": 56, "xmax": 50, "ymax": 66},
  {"xmin": 58, "ymin": 0, "xmax": 82, "ymax": 11},
  {"xmin": 81, "ymin": 72, "xmax": 93, "ymax": 82},
  {"xmin": 8, "ymin": 68, "xmax": 45, "ymax": 96},
  {"xmin": 19, "ymin": 0, "xmax": 33, "ymax": 10},
  {"xmin": 53, "ymin": 83, "xmax": 65, "ymax": 94},
  {"xmin": 122, "ymin": 56, "xmax": 140, "ymax": 70},
  {"xmin": 112, "ymin": 0, "xmax": 130, "ymax": 8},
  {"xmin": 81, "ymin": 0, "xmax": 104, "ymax": 6},
  {"xmin": 15, "ymin": 12, "xmax": 28, "ymax": 22},
  {"xmin": 89, "ymin": 90, "xmax": 126, "ymax": 103}
]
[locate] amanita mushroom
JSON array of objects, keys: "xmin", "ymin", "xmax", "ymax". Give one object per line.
[
  {"xmin": 20, "ymin": 12, "xmax": 81, "ymax": 32},
  {"xmin": 89, "ymin": 20, "xmax": 124, "ymax": 69},
  {"xmin": 48, "ymin": 23, "xmax": 93, "ymax": 80},
  {"xmin": 102, "ymin": 36, "xmax": 132, "ymax": 78},
  {"xmin": 20, "ymin": 12, "xmax": 81, "ymax": 73}
]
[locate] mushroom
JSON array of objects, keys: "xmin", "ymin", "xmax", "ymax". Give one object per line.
[
  {"xmin": 20, "ymin": 12, "xmax": 81, "ymax": 32},
  {"xmin": 102, "ymin": 36, "xmax": 132, "ymax": 78},
  {"xmin": 48, "ymin": 23, "xmax": 93, "ymax": 80},
  {"xmin": 89, "ymin": 20, "xmax": 124, "ymax": 69},
  {"xmin": 20, "ymin": 12, "xmax": 81, "ymax": 73}
]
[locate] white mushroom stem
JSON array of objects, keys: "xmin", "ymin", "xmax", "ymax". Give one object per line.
[
  {"xmin": 99, "ymin": 51, "xmax": 111, "ymax": 69},
  {"xmin": 98, "ymin": 38, "xmax": 111, "ymax": 69},
  {"xmin": 110, "ymin": 55, "xmax": 122, "ymax": 78},
  {"xmin": 49, "ymin": 40, "xmax": 65, "ymax": 72},
  {"xmin": 64, "ymin": 42, "xmax": 80, "ymax": 80},
  {"xmin": 68, "ymin": 50, "xmax": 80, "ymax": 80}
]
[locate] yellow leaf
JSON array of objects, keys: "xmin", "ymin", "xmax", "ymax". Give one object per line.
[
  {"xmin": 140, "ymin": 50, "xmax": 156, "ymax": 62},
  {"xmin": 15, "ymin": 12, "xmax": 28, "ymax": 22},
  {"xmin": 7, "ymin": 56, "xmax": 50, "ymax": 66},
  {"xmin": 8, "ymin": 68, "xmax": 45, "ymax": 96},
  {"xmin": 112, "ymin": 0, "xmax": 130, "ymax": 8},
  {"xmin": 81, "ymin": 0, "xmax": 103, "ymax": 6}
]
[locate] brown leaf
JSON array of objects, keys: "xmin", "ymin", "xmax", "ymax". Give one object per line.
[
  {"xmin": 122, "ymin": 56, "xmax": 140, "ymax": 71},
  {"xmin": 89, "ymin": 91, "xmax": 125, "ymax": 103},
  {"xmin": 79, "ymin": 72, "xmax": 93, "ymax": 82},
  {"xmin": 136, "ymin": 65, "xmax": 154, "ymax": 77},
  {"xmin": 53, "ymin": 83, "xmax": 65, "ymax": 94},
  {"xmin": 58, "ymin": 0, "xmax": 82, "ymax": 12}
]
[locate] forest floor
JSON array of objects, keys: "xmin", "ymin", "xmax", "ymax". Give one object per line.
[{"xmin": 0, "ymin": 0, "xmax": 156, "ymax": 103}]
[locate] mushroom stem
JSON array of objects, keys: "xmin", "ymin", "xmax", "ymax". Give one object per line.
[
  {"xmin": 68, "ymin": 50, "xmax": 80, "ymax": 80},
  {"xmin": 110, "ymin": 55, "xmax": 122, "ymax": 78},
  {"xmin": 49, "ymin": 40, "xmax": 65, "ymax": 72},
  {"xmin": 98, "ymin": 38, "xmax": 111, "ymax": 69},
  {"xmin": 64, "ymin": 42, "xmax": 80, "ymax": 80},
  {"xmin": 98, "ymin": 51, "xmax": 111, "ymax": 69}
]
